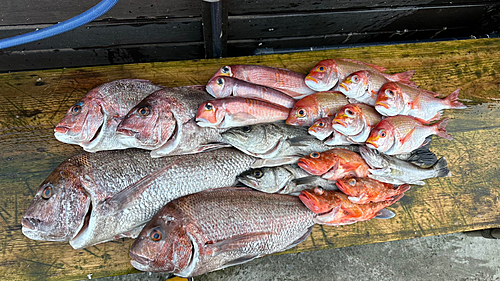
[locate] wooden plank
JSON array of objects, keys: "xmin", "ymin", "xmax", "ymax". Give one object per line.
[{"xmin": 0, "ymin": 38, "xmax": 499, "ymax": 280}]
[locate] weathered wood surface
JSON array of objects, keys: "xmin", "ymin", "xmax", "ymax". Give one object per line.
[{"xmin": 0, "ymin": 38, "xmax": 499, "ymax": 280}]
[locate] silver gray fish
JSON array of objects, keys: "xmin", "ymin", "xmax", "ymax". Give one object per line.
[
  {"xmin": 129, "ymin": 187, "xmax": 315, "ymax": 277},
  {"xmin": 221, "ymin": 122, "xmax": 356, "ymax": 167},
  {"xmin": 21, "ymin": 148, "xmax": 256, "ymax": 249},
  {"xmin": 117, "ymin": 86, "xmax": 228, "ymax": 157},
  {"xmin": 238, "ymin": 164, "xmax": 337, "ymax": 195},
  {"xmin": 54, "ymin": 79, "xmax": 163, "ymax": 152},
  {"xmin": 359, "ymin": 146, "xmax": 451, "ymax": 185}
]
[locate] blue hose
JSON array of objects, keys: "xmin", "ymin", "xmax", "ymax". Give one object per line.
[{"xmin": 0, "ymin": 0, "xmax": 119, "ymax": 50}]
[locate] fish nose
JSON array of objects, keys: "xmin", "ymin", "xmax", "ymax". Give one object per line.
[
  {"xmin": 54, "ymin": 126, "xmax": 69, "ymax": 134},
  {"xmin": 21, "ymin": 217, "xmax": 41, "ymax": 230},
  {"xmin": 116, "ymin": 127, "xmax": 138, "ymax": 137},
  {"xmin": 129, "ymin": 251, "xmax": 151, "ymax": 266}
]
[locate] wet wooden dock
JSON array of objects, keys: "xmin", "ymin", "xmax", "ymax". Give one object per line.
[{"xmin": 1, "ymin": 38, "xmax": 499, "ymax": 280}]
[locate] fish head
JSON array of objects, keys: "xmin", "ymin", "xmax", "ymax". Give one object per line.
[
  {"xmin": 116, "ymin": 91, "xmax": 177, "ymax": 150},
  {"xmin": 308, "ymin": 117, "xmax": 333, "ymax": 140},
  {"xmin": 365, "ymin": 121, "xmax": 395, "ymax": 153},
  {"xmin": 305, "ymin": 60, "xmax": 338, "ymax": 91},
  {"xmin": 195, "ymin": 100, "xmax": 226, "ymax": 127},
  {"xmin": 338, "ymin": 70, "xmax": 369, "ymax": 99},
  {"xmin": 130, "ymin": 204, "xmax": 192, "ymax": 273},
  {"xmin": 206, "ymin": 76, "xmax": 233, "ymax": 98},
  {"xmin": 298, "ymin": 151, "xmax": 337, "ymax": 176},
  {"xmin": 209, "ymin": 65, "xmax": 234, "ymax": 82},
  {"xmin": 358, "ymin": 146, "xmax": 388, "ymax": 169},
  {"xmin": 22, "ymin": 158, "xmax": 90, "ymax": 242},
  {"xmin": 54, "ymin": 95, "xmax": 105, "ymax": 145},
  {"xmin": 336, "ymin": 177, "xmax": 363, "ymax": 195},
  {"xmin": 299, "ymin": 187, "xmax": 340, "ymax": 214},
  {"xmin": 221, "ymin": 124, "xmax": 271, "ymax": 154},
  {"xmin": 332, "ymin": 104, "xmax": 365, "ymax": 136},
  {"xmin": 375, "ymin": 82, "xmax": 405, "ymax": 116},
  {"xmin": 286, "ymin": 96, "xmax": 317, "ymax": 126},
  {"xmin": 237, "ymin": 166, "xmax": 292, "ymax": 193}
]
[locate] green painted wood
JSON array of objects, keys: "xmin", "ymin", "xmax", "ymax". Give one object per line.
[{"xmin": 0, "ymin": 38, "xmax": 499, "ymax": 280}]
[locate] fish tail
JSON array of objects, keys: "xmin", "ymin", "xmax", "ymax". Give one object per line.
[
  {"xmin": 433, "ymin": 118, "xmax": 453, "ymax": 140},
  {"xmin": 432, "ymin": 157, "xmax": 452, "ymax": 178},
  {"xmin": 388, "ymin": 193, "xmax": 405, "ymax": 205},
  {"xmin": 444, "ymin": 88, "xmax": 467, "ymax": 109},
  {"xmin": 392, "ymin": 70, "xmax": 417, "ymax": 86},
  {"xmin": 396, "ymin": 183, "xmax": 411, "ymax": 194}
]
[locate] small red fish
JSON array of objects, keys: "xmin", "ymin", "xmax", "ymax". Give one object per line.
[
  {"xmin": 298, "ymin": 148, "xmax": 370, "ymax": 181},
  {"xmin": 286, "ymin": 91, "xmax": 348, "ymax": 127},
  {"xmin": 332, "ymin": 103, "xmax": 382, "ymax": 143},
  {"xmin": 305, "ymin": 58, "xmax": 415, "ymax": 91},
  {"xmin": 210, "ymin": 65, "xmax": 316, "ymax": 98},
  {"xmin": 336, "ymin": 177, "xmax": 410, "ymax": 204},
  {"xmin": 308, "ymin": 117, "xmax": 334, "ymax": 140},
  {"xmin": 375, "ymin": 82, "xmax": 466, "ymax": 121},
  {"xmin": 196, "ymin": 97, "xmax": 290, "ymax": 128},
  {"xmin": 299, "ymin": 187, "xmax": 403, "ymax": 226},
  {"xmin": 366, "ymin": 115, "xmax": 452, "ymax": 155},
  {"xmin": 206, "ymin": 76, "xmax": 296, "ymax": 108}
]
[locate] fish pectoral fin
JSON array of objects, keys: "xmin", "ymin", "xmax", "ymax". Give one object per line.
[
  {"xmin": 283, "ymin": 225, "xmax": 314, "ymax": 251},
  {"xmin": 400, "ymin": 128, "xmax": 416, "ymax": 145},
  {"xmin": 221, "ymin": 255, "xmax": 261, "ymax": 268},
  {"xmin": 368, "ymin": 167, "xmax": 391, "ymax": 176},
  {"xmin": 288, "ymin": 136, "xmax": 317, "ymax": 147},
  {"xmin": 100, "ymin": 163, "xmax": 174, "ymax": 214},
  {"xmin": 292, "ymin": 176, "xmax": 324, "ymax": 187},
  {"xmin": 368, "ymin": 174, "xmax": 406, "ymax": 185},
  {"xmin": 206, "ymin": 232, "xmax": 275, "ymax": 256},
  {"xmin": 230, "ymin": 112, "xmax": 258, "ymax": 123},
  {"xmin": 195, "ymin": 142, "xmax": 232, "ymax": 153},
  {"xmin": 251, "ymin": 157, "xmax": 300, "ymax": 168},
  {"xmin": 374, "ymin": 209, "xmax": 396, "ymax": 219}
]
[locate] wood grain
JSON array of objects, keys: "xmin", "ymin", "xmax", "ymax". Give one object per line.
[{"xmin": 0, "ymin": 38, "xmax": 499, "ymax": 280}]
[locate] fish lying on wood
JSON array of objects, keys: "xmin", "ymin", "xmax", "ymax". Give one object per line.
[
  {"xmin": 206, "ymin": 76, "xmax": 296, "ymax": 108},
  {"xmin": 298, "ymin": 148, "xmax": 370, "ymax": 181},
  {"xmin": 221, "ymin": 123, "xmax": 356, "ymax": 167},
  {"xmin": 299, "ymin": 187, "xmax": 404, "ymax": 226},
  {"xmin": 129, "ymin": 187, "xmax": 316, "ymax": 277},
  {"xmin": 359, "ymin": 146, "xmax": 450, "ymax": 185},
  {"xmin": 116, "ymin": 86, "xmax": 227, "ymax": 157},
  {"xmin": 336, "ymin": 177, "xmax": 410, "ymax": 204},
  {"xmin": 375, "ymin": 82, "xmax": 466, "ymax": 121},
  {"xmin": 305, "ymin": 58, "xmax": 415, "ymax": 91},
  {"xmin": 196, "ymin": 97, "xmax": 290, "ymax": 129},
  {"xmin": 21, "ymin": 148, "xmax": 256, "ymax": 249},
  {"xmin": 366, "ymin": 116, "xmax": 452, "ymax": 155},
  {"xmin": 210, "ymin": 64, "xmax": 316, "ymax": 98},
  {"xmin": 237, "ymin": 164, "xmax": 337, "ymax": 195},
  {"xmin": 332, "ymin": 103, "xmax": 382, "ymax": 143},
  {"xmin": 54, "ymin": 79, "xmax": 163, "ymax": 152},
  {"xmin": 286, "ymin": 91, "xmax": 348, "ymax": 127},
  {"xmin": 308, "ymin": 117, "xmax": 353, "ymax": 145}
]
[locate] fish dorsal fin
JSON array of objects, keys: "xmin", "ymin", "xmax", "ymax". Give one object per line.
[
  {"xmin": 374, "ymin": 209, "xmax": 395, "ymax": 219},
  {"xmin": 400, "ymin": 128, "xmax": 416, "ymax": 145},
  {"xmin": 206, "ymin": 232, "xmax": 275, "ymax": 256},
  {"xmin": 341, "ymin": 58, "xmax": 387, "ymax": 72},
  {"xmin": 100, "ymin": 163, "xmax": 175, "ymax": 214}
]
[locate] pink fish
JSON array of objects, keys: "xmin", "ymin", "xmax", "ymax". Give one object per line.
[
  {"xmin": 332, "ymin": 103, "xmax": 382, "ymax": 143},
  {"xmin": 366, "ymin": 115, "xmax": 452, "ymax": 155},
  {"xmin": 286, "ymin": 91, "xmax": 348, "ymax": 127},
  {"xmin": 210, "ymin": 65, "xmax": 316, "ymax": 98},
  {"xmin": 305, "ymin": 58, "xmax": 415, "ymax": 91},
  {"xmin": 206, "ymin": 76, "xmax": 296, "ymax": 108},
  {"xmin": 375, "ymin": 82, "xmax": 466, "ymax": 121},
  {"xmin": 196, "ymin": 97, "xmax": 290, "ymax": 128}
]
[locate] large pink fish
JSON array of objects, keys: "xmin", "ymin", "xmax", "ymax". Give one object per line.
[
  {"xmin": 206, "ymin": 76, "xmax": 296, "ymax": 108},
  {"xmin": 286, "ymin": 91, "xmax": 348, "ymax": 127},
  {"xmin": 54, "ymin": 79, "xmax": 163, "ymax": 152},
  {"xmin": 196, "ymin": 97, "xmax": 290, "ymax": 128},
  {"xmin": 332, "ymin": 103, "xmax": 382, "ymax": 143},
  {"xmin": 366, "ymin": 115, "xmax": 452, "ymax": 155},
  {"xmin": 305, "ymin": 58, "xmax": 415, "ymax": 91},
  {"xmin": 375, "ymin": 82, "xmax": 466, "ymax": 121},
  {"xmin": 210, "ymin": 64, "xmax": 316, "ymax": 98}
]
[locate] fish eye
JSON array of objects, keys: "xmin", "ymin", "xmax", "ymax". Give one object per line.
[
  {"xmin": 205, "ymin": 103, "xmax": 214, "ymax": 111},
  {"xmin": 318, "ymin": 66, "xmax": 325, "ymax": 72},
  {"xmin": 314, "ymin": 187, "xmax": 324, "ymax": 195},
  {"xmin": 41, "ymin": 185, "xmax": 52, "ymax": 199},
  {"xmin": 352, "ymin": 75, "xmax": 359, "ymax": 83},
  {"xmin": 348, "ymin": 178, "xmax": 356, "ymax": 186},
  {"xmin": 71, "ymin": 104, "xmax": 82, "ymax": 115},
  {"xmin": 345, "ymin": 108, "xmax": 355, "ymax": 117},
  {"xmin": 150, "ymin": 229, "xmax": 162, "ymax": 241},
  {"xmin": 310, "ymin": 152, "xmax": 320, "ymax": 158},
  {"xmin": 137, "ymin": 106, "xmax": 150, "ymax": 117},
  {"xmin": 221, "ymin": 66, "xmax": 230, "ymax": 74},
  {"xmin": 385, "ymin": 89, "xmax": 394, "ymax": 97},
  {"xmin": 379, "ymin": 129, "xmax": 386, "ymax": 138},
  {"xmin": 253, "ymin": 170, "xmax": 263, "ymax": 178},
  {"xmin": 216, "ymin": 77, "xmax": 224, "ymax": 86},
  {"xmin": 318, "ymin": 122, "xmax": 324, "ymax": 127},
  {"xmin": 297, "ymin": 108, "xmax": 307, "ymax": 118},
  {"xmin": 242, "ymin": 126, "xmax": 251, "ymax": 132}
]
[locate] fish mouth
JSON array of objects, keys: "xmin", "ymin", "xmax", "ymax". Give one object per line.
[
  {"xmin": 365, "ymin": 140, "xmax": 378, "ymax": 148},
  {"xmin": 196, "ymin": 117, "xmax": 213, "ymax": 127},
  {"xmin": 375, "ymin": 101, "xmax": 389, "ymax": 109},
  {"xmin": 54, "ymin": 125, "xmax": 71, "ymax": 134},
  {"xmin": 305, "ymin": 76, "xmax": 318, "ymax": 83},
  {"xmin": 130, "ymin": 251, "xmax": 152, "ymax": 269},
  {"xmin": 298, "ymin": 191, "xmax": 331, "ymax": 215},
  {"xmin": 116, "ymin": 127, "xmax": 139, "ymax": 137},
  {"xmin": 333, "ymin": 119, "xmax": 346, "ymax": 128},
  {"xmin": 338, "ymin": 83, "xmax": 348, "ymax": 92},
  {"xmin": 335, "ymin": 180, "xmax": 348, "ymax": 193},
  {"xmin": 21, "ymin": 217, "xmax": 41, "ymax": 230}
]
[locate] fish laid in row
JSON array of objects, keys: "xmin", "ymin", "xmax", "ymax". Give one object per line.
[{"xmin": 22, "ymin": 148, "xmax": 256, "ymax": 249}]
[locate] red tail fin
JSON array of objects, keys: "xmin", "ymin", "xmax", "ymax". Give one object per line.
[
  {"xmin": 387, "ymin": 193, "xmax": 405, "ymax": 205},
  {"xmin": 396, "ymin": 183, "xmax": 411, "ymax": 194},
  {"xmin": 444, "ymin": 88, "xmax": 467, "ymax": 109},
  {"xmin": 433, "ymin": 118, "xmax": 453, "ymax": 140}
]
